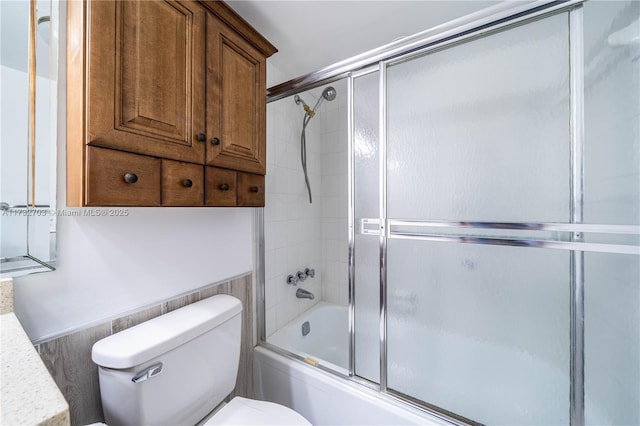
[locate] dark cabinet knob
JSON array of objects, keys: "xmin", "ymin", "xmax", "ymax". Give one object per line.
[
  {"xmin": 197, "ymin": 133, "xmax": 206, "ymax": 142},
  {"xmin": 182, "ymin": 179, "xmax": 193, "ymax": 188},
  {"xmin": 211, "ymin": 137, "xmax": 220, "ymax": 146},
  {"xmin": 123, "ymin": 173, "xmax": 138, "ymax": 184},
  {"xmin": 250, "ymin": 186, "xmax": 259, "ymax": 193},
  {"xmin": 220, "ymin": 183, "xmax": 230, "ymax": 191}
]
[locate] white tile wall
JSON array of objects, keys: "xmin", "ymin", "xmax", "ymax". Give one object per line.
[{"xmin": 264, "ymin": 63, "xmax": 349, "ymax": 337}]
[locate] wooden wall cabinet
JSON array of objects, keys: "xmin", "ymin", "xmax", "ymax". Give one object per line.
[{"xmin": 67, "ymin": 0, "xmax": 276, "ymax": 207}]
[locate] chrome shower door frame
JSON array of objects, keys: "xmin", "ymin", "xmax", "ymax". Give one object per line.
[{"xmin": 257, "ymin": 1, "xmax": 640, "ymax": 425}]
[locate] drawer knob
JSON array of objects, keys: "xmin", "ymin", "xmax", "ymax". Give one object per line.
[
  {"xmin": 250, "ymin": 186, "xmax": 259, "ymax": 193},
  {"xmin": 123, "ymin": 173, "xmax": 138, "ymax": 184},
  {"xmin": 182, "ymin": 179, "xmax": 193, "ymax": 188},
  {"xmin": 196, "ymin": 133, "xmax": 206, "ymax": 142},
  {"xmin": 220, "ymin": 183, "xmax": 230, "ymax": 191},
  {"xmin": 211, "ymin": 137, "xmax": 220, "ymax": 146}
]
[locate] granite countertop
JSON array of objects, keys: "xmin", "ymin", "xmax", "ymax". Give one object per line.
[{"xmin": 1, "ymin": 278, "xmax": 70, "ymax": 426}]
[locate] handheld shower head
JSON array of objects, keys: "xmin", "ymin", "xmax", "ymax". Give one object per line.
[
  {"xmin": 322, "ymin": 86, "xmax": 337, "ymax": 101},
  {"xmin": 311, "ymin": 86, "xmax": 337, "ymax": 114},
  {"xmin": 293, "ymin": 85, "xmax": 338, "ymax": 204},
  {"xmin": 294, "ymin": 86, "xmax": 337, "ymax": 118}
]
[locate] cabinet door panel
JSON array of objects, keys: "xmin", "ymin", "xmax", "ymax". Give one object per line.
[
  {"xmin": 206, "ymin": 14, "xmax": 266, "ymax": 174},
  {"xmin": 237, "ymin": 172, "xmax": 264, "ymax": 207},
  {"xmin": 162, "ymin": 160, "xmax": 204, "ymax": 206},
  {"xmin": 89, "ymin": 0, "xmax": 205, "ymax": 164},
  {"xmin": 86, "ymin": 147, "xmax": 161, "ymax": 206},
  {"xmin": 205, "ymin": 167, "xmax": 237, "ymax": 207}
]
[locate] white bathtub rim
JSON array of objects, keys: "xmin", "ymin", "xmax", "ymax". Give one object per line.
[
  {"xmin": 260, "ymin": 340, "xmax": 350, "ymax": 378},
  {"xmin": 254, "ymin": 345, "xmax": 457, "ymax": 426}
]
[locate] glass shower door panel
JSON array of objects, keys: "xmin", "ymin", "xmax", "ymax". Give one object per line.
[
  {"xmin": 386, "ymin": 13, "xmax": 570, "ymax": 222},
  {"xmin": 583, "ymin": 2, "xmax": 640, "ymax": 423},
  {"xmin": 584, "ymin": 252, "xmax": 639, "ymax": 425},
  {"xmin": 354, "ymin": 71, "xmax": 379, "ymax": 218},
  {"xmin": 353, "ymin": 234, "xmax": 380, "ymax": 382},
  {"xmin": 387, "ymin": 239, "xmax": 569, "ymax": 424},
  {"xmin": 353, "ymin": 70, "xmax": 380, "ymax": 382},
  {"xmin": 583, "ymin": 0, "xmax": 639, "ymax": 226}
]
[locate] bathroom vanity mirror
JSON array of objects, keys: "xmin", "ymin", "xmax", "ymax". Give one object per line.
[{"xmin": 0, "ymin": 0, "xmax": 58, "ymax": 277}]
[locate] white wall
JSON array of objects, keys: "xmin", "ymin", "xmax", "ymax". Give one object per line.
[
  {"xmin": 14, "ymin": 208, "xmax": 253, "ymax": 342},
  {"xmin": 13, "ymin": 2, "xmax": 254, "ymax": 343}
]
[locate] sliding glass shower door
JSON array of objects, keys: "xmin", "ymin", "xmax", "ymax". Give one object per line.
[
  {"xmin": 352, "ymin": 2, "xmax": 639, "ymax": 424},
  {"xmin": 385, "ymin": 12, "xmax": 570, "ymax": 425}
]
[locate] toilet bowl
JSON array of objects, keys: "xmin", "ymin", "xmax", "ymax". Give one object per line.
[
  {"xmin": 202, "ymin": 397, "xmax": 309, "ymax": 425},
  {"xmin": 91, "ymin": 295, "xmax": 310, "ymax": 426}
]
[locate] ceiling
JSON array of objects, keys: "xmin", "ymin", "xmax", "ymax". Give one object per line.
[{"xmin": 226, "ymin": 0, "xmax": 500, "ymax": 87}]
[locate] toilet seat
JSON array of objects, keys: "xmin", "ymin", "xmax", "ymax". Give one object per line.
[{"xmin": 204, "ymin": 397, "xmax": 311, "ymax": 425}]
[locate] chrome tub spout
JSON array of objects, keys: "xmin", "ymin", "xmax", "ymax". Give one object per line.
[{"xmin": 296, "ymin": 288, "xmax": 315, "ymax": 300}]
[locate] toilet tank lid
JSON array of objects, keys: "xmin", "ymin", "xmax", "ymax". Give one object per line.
[{"xmin": 92, "ymin": 295, "xmax": 242, "ymax": 369}]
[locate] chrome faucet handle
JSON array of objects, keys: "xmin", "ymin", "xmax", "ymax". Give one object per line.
[
  {"xmin": 287, "ymin": 274, "xmax": 299, "ymax": 286},
  {"xmin": 304, "ymin": 268, "xmax": 315, "ymax": 279},
  {"xmin": 296, "ymin": 271, "xmax": 307, "ymax": 282}
]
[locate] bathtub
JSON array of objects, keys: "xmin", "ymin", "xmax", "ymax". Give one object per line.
[
  {"xmin": 255, "ymin": 303, "xmax": 447, "ymax": 426},
  {"xmin": 259, "ymin": 303, "xmax": 572, "ymax": 425},
  {"xmin": 266, "ymin": 302, "xmax": 349, "ymax": 373}
]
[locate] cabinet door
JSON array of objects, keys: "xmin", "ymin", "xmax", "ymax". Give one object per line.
[
  {"xmin": 88, "ymin": 0, "xmax": 206, "ymax": 164},
  {"xmin": 206, "ymin": 13, "xmax": 266, "ymax": 175}
]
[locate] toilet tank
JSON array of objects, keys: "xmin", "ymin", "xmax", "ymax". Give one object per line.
[{"xmin": 92, "ymin": 295, "xmax": 242, "ymax": 426}]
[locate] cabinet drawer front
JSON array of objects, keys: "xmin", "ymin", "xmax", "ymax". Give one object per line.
[
  {"xmin": 86, "ymin": 147, "xmax": 161, "ymax": 206},
  {"xmin": 205, "ymin": 167, "xmax": 237, "ymax": 207},
  {"xmin": 237, "ymin": 172, "xmax": 264, "ymax": 207},
  {"xmin": 162, "ymin": 160, "xmax": 204, "ymax": 206}
]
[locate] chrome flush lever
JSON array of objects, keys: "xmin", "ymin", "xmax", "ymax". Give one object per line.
[{"xmin": 132, "ymin": 362, "xmax": 163, "ymax": 384}]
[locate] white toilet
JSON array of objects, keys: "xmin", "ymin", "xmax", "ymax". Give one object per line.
[{"xmin": 92, "ymin": 295, "xmax": 310, "ymax": 426}]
